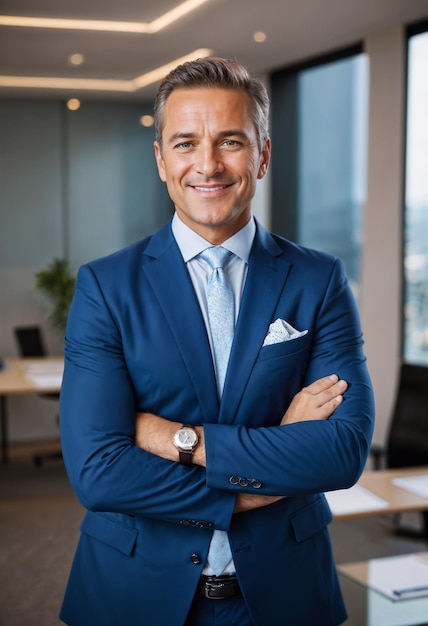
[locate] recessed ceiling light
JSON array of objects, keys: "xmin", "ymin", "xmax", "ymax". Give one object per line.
[
  {"xmin": 67, "ymin": 98, "xmax": 81, "ymax": 111},
  {"xmin": 253, "ymin": 31, "xmax": 267, "ymax": 43},
  {"xmin": 140, "ymin": 115, "xmax": 154, "ymax": 127},
  {"xmin": 68, "ymin": 53, "xmax": 85, "ymax": 66}
]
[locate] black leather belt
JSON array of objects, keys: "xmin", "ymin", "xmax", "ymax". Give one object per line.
[{"xmin": 198, "ymin": 574, "xmax": 241, "ymax": 600}]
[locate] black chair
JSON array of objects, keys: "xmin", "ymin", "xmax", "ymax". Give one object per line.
[
  {"xmin": 14, "ymin": 326, "xmax": 62, "ymax": 466},
  {"xmin": 371, "ymin": 362, "xmax": 428, "ymax": 540}
]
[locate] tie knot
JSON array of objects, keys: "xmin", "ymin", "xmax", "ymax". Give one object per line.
[{"xmin": 200, "ymin": 246, "xmax": 231, "ymax": 270}]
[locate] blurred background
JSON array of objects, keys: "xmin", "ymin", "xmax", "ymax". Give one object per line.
[{"xmin": 1, "ymin": 2, "xmax": 428, "ymax": 624}]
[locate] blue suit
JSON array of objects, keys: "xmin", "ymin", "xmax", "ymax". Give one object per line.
[{"xmin": 60, "ymin": 219, "xmax": 374, "ymax": 626}]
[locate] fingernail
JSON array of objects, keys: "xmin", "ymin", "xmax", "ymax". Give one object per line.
[
  {"xmin": 337, "ymin": 379, "xmax": 347, "ymax": 389},
  {"xmin": 329, "ymin": 374, "xmax": 338, "ymax": 381}
]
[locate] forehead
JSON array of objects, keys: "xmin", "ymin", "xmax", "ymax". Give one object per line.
[{"xmin": 161, "ymin": 87, "xmax": 255, "ymax": 133}]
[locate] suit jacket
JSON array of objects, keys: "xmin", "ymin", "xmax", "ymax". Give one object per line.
[{"xmin": 59, "ymin": 219, "xmax": 374, "ymax": 626}]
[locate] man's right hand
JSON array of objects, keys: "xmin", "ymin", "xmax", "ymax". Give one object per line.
[
  {"xmin": 233, "ymin": 375, "xmax": 348, "ymax": 514},
  {"xmin": 281, "ymin": 374, "xmax": 347, "ymax": 425}
]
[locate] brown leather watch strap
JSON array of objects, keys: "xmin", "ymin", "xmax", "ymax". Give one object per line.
[{"xmin": 178, "ymin": 449, "xmax": 194, "ymax": 465}]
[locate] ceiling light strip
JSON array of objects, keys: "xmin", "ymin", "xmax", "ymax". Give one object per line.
[
  {"xmin": 0, "ymin": 48, "xmax": 212, "ymax": 93},
  {"xmin": 0, "ymin": 15, "xmax": 150, "ymax": 33},
  {"xmin": 132, "ymin": 48, "xmax": 212, "ymax": 88},
  {"xmin": 0, "ymin": 0, "xmax": 211, "ymax": 34},
  {"xmin": 0, "ymin": 75, "xmax": 133, "ymax": 91},
  {"xmin": 147, "ymin": 0, "xmax": 211, "ymax": 33}
]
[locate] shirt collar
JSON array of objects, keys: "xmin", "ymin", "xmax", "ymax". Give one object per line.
[{"xmin": 171, "ymin": 212, "xmax": 256, "ymax": 264}]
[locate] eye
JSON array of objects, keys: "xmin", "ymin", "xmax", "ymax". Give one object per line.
[
  {"xmin": 221, "ymin": 139, "xmax": 242, "ymax": 149},
  {"xmin": 175, "ymin": 141, "xmax": 194, "ymax": 150}
]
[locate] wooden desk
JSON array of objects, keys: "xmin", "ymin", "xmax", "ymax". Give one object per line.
[
  {"xmin": 0, "ymin": 357, "xmax": 63, "ymax": 463},
  {"xmin": 331, "ymin": 466, "xmax": 428, "ymax": 521}
]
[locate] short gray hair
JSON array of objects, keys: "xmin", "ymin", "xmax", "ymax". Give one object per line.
[{"xmin": 154, "ymin": 57, "xmax": 270, "ymax": 150}]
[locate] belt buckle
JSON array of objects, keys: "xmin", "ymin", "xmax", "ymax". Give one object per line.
[{"xmin": 204, "ymin": 579, "xmax": 225, "ymax": 600}]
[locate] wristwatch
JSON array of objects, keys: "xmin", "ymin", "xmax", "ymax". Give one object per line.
[{"xmin": 173, "ymin": 424, "xmax": 199, "ymax": 465}]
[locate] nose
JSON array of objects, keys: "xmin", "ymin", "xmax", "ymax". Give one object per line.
[{"xmin": 194, "ymin": 144, "xmax": 224, "ymax": 177}]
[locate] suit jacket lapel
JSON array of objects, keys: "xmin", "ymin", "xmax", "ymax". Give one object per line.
[
  {"xmin": 143, "ymin": 223, "xmax": 219, "ymax": 422},
  {"xmin": 220, "ymin": 224, "xmax": 291, "ymax": 423},
  {"xmin": 142, "ymin": 221, "xmax": 291, "ymax": 426}
]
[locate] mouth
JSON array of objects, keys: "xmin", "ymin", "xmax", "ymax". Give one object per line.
[{"xmin": 190, "ymin": 183, "xmax": 233, "ymax": 193}]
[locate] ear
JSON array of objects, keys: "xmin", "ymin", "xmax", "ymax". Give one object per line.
[
  {"xmin": 154, "ymin": 141, "xmax": 167, "ymax": 182},
  {"xmin": 257, "ymin": 138, "xmax": 271, "ymax": 180}
]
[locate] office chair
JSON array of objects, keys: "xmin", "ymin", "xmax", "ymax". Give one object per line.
[
  {"xmin": 14, "ymin": 326, "xmax": 62, "ymax": 467},
  {"xmin": 371, "ymin": 362, "xmax": 428, "ymax": 540}
]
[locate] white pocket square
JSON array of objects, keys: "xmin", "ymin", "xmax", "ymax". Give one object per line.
[{"xmin": 262, "ymin": 318, "xmax": 308, "ymax": 347}]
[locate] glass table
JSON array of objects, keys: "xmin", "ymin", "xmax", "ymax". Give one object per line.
[{"xmin": 338, "ymin": 553, "xmax": 428, "ymax": 626}]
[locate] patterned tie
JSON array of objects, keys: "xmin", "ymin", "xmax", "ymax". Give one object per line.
[{"xmin": 200, "ymin": 246, "xmax": 234, "ymax": 575}]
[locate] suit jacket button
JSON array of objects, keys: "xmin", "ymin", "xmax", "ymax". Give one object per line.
[
  {"xmin": 190, "ymin": 554, "xmax": 201, "ymax": 565},
  {"xmin": 239, "ymin": 477, "xmax": 249, "ymax": 487},
  {"xmin": 229, "ymin": 475, "xmax": 239, "ymax": 485},
  {"xmin": 199, "ymin": 521, "xmax": 214, "ymax": 528},
  {"xmin": 251, "ymin": 479, "xmax": 262, "ymax": 489}
]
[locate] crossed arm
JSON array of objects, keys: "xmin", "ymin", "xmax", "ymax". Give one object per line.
[{"xmin": 135, "ymin": 374, "xmax": 348, "ymax": 513}]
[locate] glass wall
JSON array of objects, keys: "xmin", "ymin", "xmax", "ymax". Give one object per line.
[
  {"xmin": 271, "ymin": 47, "xmax": 368, "ymax": 300},
  {"xmin": 403, "ymin": 24, "xmax": 428, "ymax": 365},
  {"xmin": 297, "ymin": 55, "xmax": 368, "ymax": 296}
]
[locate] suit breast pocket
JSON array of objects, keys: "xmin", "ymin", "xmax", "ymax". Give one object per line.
[
  {"xmin": 239, "ymin": 332, "xmax": 312, "ymax": 426},
  {"xmin": 257, "ymin": 331, "xmax": 311, "ymax": 363}
]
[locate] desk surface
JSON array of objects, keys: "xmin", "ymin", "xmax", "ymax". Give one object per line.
[
  {"xmin": 0, "ymin": 357, "xmax": 63, "ymax": 463},
  {"xmin": 333, "ymin": 466, "xmax": 428, "ymax": 521},
  {"xmin": 339, "ymin": 551, "xmax": 428, "ymax": 585},
  {"xmin": 338, "ymin": 553, "xmax": 428, "ymax": 626},
  {"xmin": 0, "ymin": 357, "xmax": 63, "ymax": 395}
]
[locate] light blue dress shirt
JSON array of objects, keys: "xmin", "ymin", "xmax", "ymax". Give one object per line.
[{"xmin": 171, "ymin": 212, "xmax": 256, "ymax": 575}]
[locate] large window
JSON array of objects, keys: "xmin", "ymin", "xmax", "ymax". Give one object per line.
[
  {"xmin": 403, "ymin": 23, "xmax": 428, "ymax": 365},
  {"xmin": 271, "ymin": 47, "xmax": 368, "ymax": 299}
]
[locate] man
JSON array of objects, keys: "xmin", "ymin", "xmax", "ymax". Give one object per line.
[{"xmin": 59, "ymin": 57, "xmax": 374, "ymax": 626}]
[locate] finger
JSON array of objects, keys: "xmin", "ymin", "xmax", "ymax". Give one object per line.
[
  {"xmin": 317, "ymin": 393, "xmax": 345, "ymax": 419},
  {"xmin": 302, "ymin": 374, "xmax": 341, "ymax": 395},
  {"xmin": 302, "ymin": 376, "xmax": 348, "ymax": 403},
  {"xmin": 315, "ymin": 379, "xmax": 348, "ymax": 407}
]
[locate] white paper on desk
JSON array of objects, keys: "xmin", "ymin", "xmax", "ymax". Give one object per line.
[
  {"xmin": 393, "ymin": 474, "xmax": 428, "ymax": 499},
  {"xmin": 24, "ymin": 373, "xmax": 63, "ymax": 389},
  {"xmin": 22, "ymin": 361, "xmax": 64, "ymax": 389},
  {"xmin": 365, "ymin": 554, "xmax": 428, "ymax": 601},
  {"xmin": 325, "ymin": 484, "xmax": 388, "ymax": 516}
]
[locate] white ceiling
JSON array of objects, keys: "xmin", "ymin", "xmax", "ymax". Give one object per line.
[{"xmin": 0, "ymin": 0, "xmax": 427, "ymax": 101}]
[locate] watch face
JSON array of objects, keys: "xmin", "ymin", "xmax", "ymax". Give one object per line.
[{"xmin": 174, "ymin": 427, "xmax": 198, "ymax": 451}]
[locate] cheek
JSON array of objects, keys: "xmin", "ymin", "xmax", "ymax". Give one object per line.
[
  {"xmin": 241, "ymin": 152, "xmax": 261, "ymax": 173},
  {"xmin": 162, "ymin": 156, "xmax": 189, "ymax": 183}
]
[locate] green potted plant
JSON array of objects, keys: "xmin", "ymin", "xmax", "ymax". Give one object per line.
[{"xmin": 35, "ymin": 258, "xmax": 76, "ymax": 336}]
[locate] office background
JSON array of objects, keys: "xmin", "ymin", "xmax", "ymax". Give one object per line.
[{"xmin": 0, "ymin": 0, "xmax": 427, "ymax": 451}]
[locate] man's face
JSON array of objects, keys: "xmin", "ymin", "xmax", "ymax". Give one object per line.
[{"xmin": 154, "ymin": 87, "xmax": 270, "ymax": 244}]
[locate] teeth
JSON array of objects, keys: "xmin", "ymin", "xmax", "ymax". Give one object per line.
[{"xmin": 194, "ymin": 186, "xmax": 226, "ymax": 192}]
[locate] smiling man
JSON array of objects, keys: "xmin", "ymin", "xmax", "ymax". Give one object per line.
[
  {"xmin": 154, "ymin": 86, "xmax": 269, "ymax": 244},
  {"xmin": 59, "ymin": 57, "xmax": 374, "ymax": 626}
]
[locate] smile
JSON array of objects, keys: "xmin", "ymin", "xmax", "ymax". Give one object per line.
[{"xmin": 192, "ymin": 185, "xmax": 230, "ymax": 192}]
